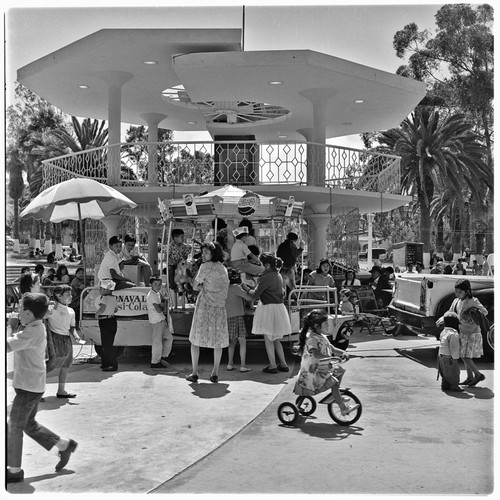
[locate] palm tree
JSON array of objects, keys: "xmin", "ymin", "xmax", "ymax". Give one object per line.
[
  {"xmin": 377, "ymin": 108, "xmax": 491, "ymax": 263},
  {"xmin": 7, "ymin": 148, "xmax": 25, "ymax": 251}
]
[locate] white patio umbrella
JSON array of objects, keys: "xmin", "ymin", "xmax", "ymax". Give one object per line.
[{"xmin": 20, "ymin": 178, "xmax": 138, "ymax": 284}]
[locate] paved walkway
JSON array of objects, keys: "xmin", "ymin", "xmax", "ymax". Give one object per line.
[
  {"xmin": 6, "ymin": 341, "xmax": 296, "ymax": 493},
  {"xmin": 6, "ymin": 328, "xmax": 494, "ymax": 494}
]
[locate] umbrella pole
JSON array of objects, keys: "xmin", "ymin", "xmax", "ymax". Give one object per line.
[{"xmin": 77, "ymin": 204, "xmax": 87, "ymax": 286}]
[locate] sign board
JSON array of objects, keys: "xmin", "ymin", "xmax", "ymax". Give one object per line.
[
  {"xmin": 183, "ymin": 194, "xmax": 198, "ymax": 216},
  {"xmin": 237, "ymin": 192, "xmax": 260, "ymax": 216},
  {"xmin": 82, "ymin": 288, "xmax": 150, "ymax": 317},
  {"xmin": 285, "ymin": 196, "xmax": 295, "ymax": 217}
]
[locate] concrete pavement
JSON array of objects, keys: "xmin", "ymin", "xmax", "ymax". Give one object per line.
[
  {"xmin": 5, "ymin": 340, "xmax": 296, "ymax": 493},
  {"xmin": 5, "ymin": 331, "xmax": 494, "ymax": 495},
  {"xmin": 157, "ymin": 334, "xmax": 495, "ymax": 495}
]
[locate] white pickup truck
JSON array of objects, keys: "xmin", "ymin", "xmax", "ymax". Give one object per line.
[{"xmin": 388, "ymin": 274, "xmax": 494, "ymax": 359}]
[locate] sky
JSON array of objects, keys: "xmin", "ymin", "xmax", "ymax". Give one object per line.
[{"xmin": 3, "ymin": 0, "xmax": 452, "ymax": 148}]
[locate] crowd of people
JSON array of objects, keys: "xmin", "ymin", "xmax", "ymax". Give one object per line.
[{"xmin": 7, "ymin": 221, "xmax": 490, "ymax": 483}]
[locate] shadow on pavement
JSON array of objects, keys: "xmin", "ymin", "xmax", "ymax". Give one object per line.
[
  {"xmin": 187, "ymin": 382, "xmax": 231, "ymax": 398},
  {"xmin": 293, "ymin": 419, "xmax": 364, "ymax": 440},
  {"xmin": 394, "ymin": 346, "xmax": 438, "ymax": 368}
]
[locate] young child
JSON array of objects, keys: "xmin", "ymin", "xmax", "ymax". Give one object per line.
[
  {"xmin": 248, "ymin": 253, "xmax": 290, "ymax": 373},
  {"xmin": 230, "ymin": 226, "xmax": 264, "ymax": 278},
  {"xmin": 45, "ymin": 284, "xmax": 82, "ymax": 398},
  {"xmin": 437, "ymin": 311, "xmax": 462, "ymax": 392},
  {"xmin": 293, "ymin": 309, "xmax": 359, "ymax": 415},
  {"xmin": 225, "ymin": 268, "xmax": 254, "ymax": 373},
  {"xmin": 147, "ymin": 276, "xmax": 173, "ymax": 369},
  {"xmin": 166, "ymin": 228, "xmax": 191, "ymax": 291},
  {"xmin": 55, "ymin": 265, "xmax": 71, "ymax": 284},
  {"xmin": 339, "ymin": 289, "xmax": 355, "ymax": 315},
  {"xmin": 120, "ymin": 233, "xmax": 152, "ymax": 286},
  {"xmin": 94, "ymin": 279, "xmax": 119, "ymax": 372},
  {"xmin": 6, "ymin": 292, "xmax": 78, "ymax": 483}
]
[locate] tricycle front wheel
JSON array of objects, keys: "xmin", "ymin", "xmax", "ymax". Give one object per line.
[
  {"xmin": 277, "ymin": 402, "xmax": 299, "ymax": 426},
  {"xmin": 327, "ymin": 390, "xmax": 362, "ymax": 425}
]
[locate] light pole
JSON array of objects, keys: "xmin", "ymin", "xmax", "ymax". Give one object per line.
[{"xmin": 367, "ymin": 213, "xmax": 374, "ymax": 270}]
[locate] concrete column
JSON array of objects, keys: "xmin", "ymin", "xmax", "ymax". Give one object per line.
[
  {"xmin": 366, "ymin": 213, "xmax": 374, "ymax": 270},
  {"xmin": 299, "ymin": 89, "xmax": 335, "ymax": 187},
  {"xmin": 140, "ymin": 113, "xmax": 167, "ymax": 187},
  {"xmin": 306, "ymin": 213, "xmax": 331, "ymax": 269},
  {"xmin": 99, "ymin": 71, "xmax": 133, "ymax": 186},
  {"xmin": 147, "ymin": 222, "xmax": 159, "ymax": 274},
  {"xmin": 100, "ymin": 215, "xmax": 122, "ymax": 241}
]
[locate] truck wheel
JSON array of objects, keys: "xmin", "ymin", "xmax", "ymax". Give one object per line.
[{"xmin": 487, "ymin": 324, "xmax": 494, "ymax": 350}]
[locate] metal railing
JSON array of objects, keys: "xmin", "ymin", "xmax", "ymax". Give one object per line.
[{"xmin": 41, "ymin": 140, "xmax": 401, "ymax": 194}]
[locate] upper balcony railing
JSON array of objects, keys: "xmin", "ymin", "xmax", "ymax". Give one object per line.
[{"xmin": 41, "ymin": 141, "xmax": 401, "ymax": 194}]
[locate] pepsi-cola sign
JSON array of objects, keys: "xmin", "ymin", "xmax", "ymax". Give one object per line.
[{"xmin": 237, "ymin": 193, "xmax": 260, "ymax": 216}]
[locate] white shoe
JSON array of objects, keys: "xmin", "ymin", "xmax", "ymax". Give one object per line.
[
  {"xmin": 240, "ymin": 366, "xmax": 252, "ymax": 372},
  {"xmin": 226, "ymin": 365, "xmax": 235, "ymax": 371}
]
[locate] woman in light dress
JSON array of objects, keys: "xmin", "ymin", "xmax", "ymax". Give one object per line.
[{"xmin": 186, "ymin": 242, "xmax": 229, "ymax": 383}]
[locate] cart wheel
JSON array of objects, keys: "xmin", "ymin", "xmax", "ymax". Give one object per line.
[
  {"xmin": 277, "ymin": 402, "xmax": 299, "ymax": 426},
  {"xmin": 295, "ymin": 396, "xmax": 317, "ymax": 416},
  {"xmin": 327, "ymin": 390, "xmax": 362, "ymax": 425}
]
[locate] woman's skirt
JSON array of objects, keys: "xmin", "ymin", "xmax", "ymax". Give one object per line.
[
  {"xmin": 252, "ymin": 302, "xmax": 291, "ymax": 340},
  {"xmin": 189, "ymin": 297, "xmax": 229, "ymax": 348},
  {"xmin": 46, "ymin": 331, "xmax": 73, "ymax": 372}
]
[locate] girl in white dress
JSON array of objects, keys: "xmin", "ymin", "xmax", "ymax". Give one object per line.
[{"xmin": 249, "ymin": 253, "xmax": 290, "ymax": 374}]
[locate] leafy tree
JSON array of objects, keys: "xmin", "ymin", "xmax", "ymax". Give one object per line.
[
  {"xmin": 122, "ymin": 125, "xmax": 174, "ymax": 182},
  {"xmin": 377, "ymin": 108, "xmax": 491, "ymax": 258},
  {"xmin": 393, "ymin": 4, "xmax": 494, "ymax": 166},
  {"xmin": 7, "ymin": 83, "xmax": 69, "ymax": 247},
  {"xmin": 6, "ymin": 148, "xmax": 25, "ymax": 243}
]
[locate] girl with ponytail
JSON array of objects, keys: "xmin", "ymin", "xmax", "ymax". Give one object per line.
[{"xmin": 294, "ymin": 309, "xmax": 359, "ymax": 416}]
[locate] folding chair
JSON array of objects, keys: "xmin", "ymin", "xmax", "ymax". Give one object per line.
[{"xmin": 345, "ymin": 286, "xmax": 395, "ymax": 335}]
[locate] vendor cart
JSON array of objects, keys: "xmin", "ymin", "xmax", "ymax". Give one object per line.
[{"xmin": 80, "ymin": 185, "xmax": 312, "ymax": 347}]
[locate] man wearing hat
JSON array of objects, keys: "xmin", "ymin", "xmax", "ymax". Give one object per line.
[
  {"xmin": 369, "ymin": 265, "xmax": 391, "ymax": 308},
  {"xmin": 97, "ymin": 236, "xmax": 135, "ymax": 290},
  {"xmin": 230, "ymin": 226, "xmax": 264, "ymax": 277}
]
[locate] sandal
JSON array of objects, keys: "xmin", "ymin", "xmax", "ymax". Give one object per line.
[
  {"xmin": 240, "ymin": 366, "xmax": 252, "ymax": 372},
  {"xmin": 226, "ymin": 365, "xmax": 235, "ymax": 371}
]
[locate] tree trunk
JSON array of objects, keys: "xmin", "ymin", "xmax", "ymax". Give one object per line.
[
  {"xmin": 44, "ymin": 221, "xmax": 53, "ymax": 255},
  {"xmin": 451, "ymin": 210, "xmax": 462, "ymax": 262},
  {"xmin": 55, "ymin": 224, "xmax": 63, "ymax": 260},
  {"xmin": 419, "ymin": 197, "xmax": 432, "ymax": 267},
  {"xmin": 435, "ymin": 216, "xmax": 444, "ymax": 259}
]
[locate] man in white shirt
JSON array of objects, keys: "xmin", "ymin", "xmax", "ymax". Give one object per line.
[{"xmin": 98, "ymin": 236, "xmax": 135, "ymax": 290}]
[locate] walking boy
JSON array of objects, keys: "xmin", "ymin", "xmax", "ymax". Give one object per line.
[
  {"xmin": 147, "ymin": 276, "xmax": 173, "ymax": 368},
  {"xmin": 6, "ymin": 292, "xmax": 78, "ymax": 484}
]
